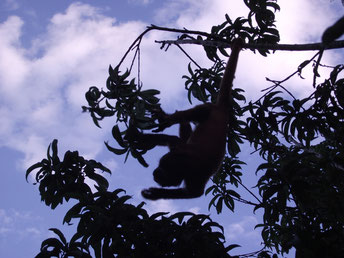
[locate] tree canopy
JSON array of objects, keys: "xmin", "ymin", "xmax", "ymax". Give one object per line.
[{"xmin": 27, "ymin": 1, "xmax": 344, "ymax": 257}]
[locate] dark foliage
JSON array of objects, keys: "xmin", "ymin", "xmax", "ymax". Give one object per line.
[
  {"xmin": 27, "ymin": 1, "xmax": 344, "ymax": 257},
  {"xmin": 29, "ymin": 141, "xmax": 234, "ymax": 258}
]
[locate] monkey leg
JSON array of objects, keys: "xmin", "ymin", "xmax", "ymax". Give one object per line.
[
  {"xmin": 141, "ymin": 185, "xmax": 205, "ymax": 200},
  {"xmin": 142, "ymin": 166, "xmax": 207, "ymax": 200},
  {"xmin": 134, "ymin": 133, "xmax": 181, "ymax": 149},
  {"xmin": 179, "ymin": 121, "xmax": 192, "ymax": 143}
]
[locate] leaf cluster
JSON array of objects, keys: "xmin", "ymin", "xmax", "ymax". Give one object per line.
[
  {"xmin": 83, "ymin": 65, "xmax": 160, "ymax": 129},
  {"xmin": 245, "ymin": 66, "xmax": 344, "ymax": 255},
  {"xmin": 206, "ymin": 157, "xmax": 244, "ymax": 214},
  {"xmin": 82, "ymin": 66, "xmax": 162, "ymax": 166},
  {"xmin": 30, "ymin": 141, "xmax": 236, "ymax": 257},
  {"xmin": 194, "ymin": 0, "xmax": 280, "ymax": 61},
  {"xmin": 26, "ymin": 139, "xmax": 111, "ymax": 209}
]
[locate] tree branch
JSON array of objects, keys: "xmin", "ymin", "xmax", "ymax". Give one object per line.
[
  {"xmin": 155, "ymin": 38, "xmax": 344, "ymax": 51},
  {"xmin": 118, "ymin": 24, "xmax": 344, "ymax": 71}
]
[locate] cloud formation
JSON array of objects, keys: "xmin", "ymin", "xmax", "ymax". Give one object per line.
[
  {"xmin": 226, "ymin": 216, "xmax": 260, "ymax": 241},
  {"xmin": 0, "ymin": 3, "xmax": 147, "ymax": 168},
  {"xmin": 0, "ymin": 0, "xmax": 339, "ymax": 172},
  {"xmin": 0, "ymin": 209, "xmax": 42, "ymax": 239}
]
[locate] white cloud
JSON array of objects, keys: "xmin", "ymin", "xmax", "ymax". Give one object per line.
[
  {"xmin": 276, "ymin": 1, "xmax": 339, "ymax": 43},
  {"xmin": 0, "ymin": 0, "xmax": 341, "ymax": 180},
  {"xmin": 0, "ymin": 209, "xmax": 13, "ymax": 225},
  {"xmin": 103, "ymin": 159, "xmax": 118, "ymax": 173},
  {"xmin": 142, "ymin": 197, "xmax": 201, "ymax": 216},
  {"xmin": 24, "ymin": 227, "xmax": 41, "ymax": 237},
  {"xmin": 4, "ymin": 0, "xmax": 19, "ymax": 11},
  {"xmin": 151, "ymin": 0, "xmax": 339, "ymax": 102},
  {"xmin": 188, "ymin": 206, "xmax": 200, "ymax": 214},
  {"xmin": 226, "ymin": 216, "xmax": 260, "ymax": 241},
  {"xmin": 0, "ymin": 209, "xmax": 42, "ymax": 239},
  {"xmin": 128, "ymin": 0, "xmax": 153, "ymax": 5},
  {"xmin": 144, "ymin": 199, "xmax": 178, "ymax": 215},
  {"xmin": 153, "ymin": 0, "xmax": 249, "ymax": 31},
  {"xmin": 0, "ymin": 3, "xmax": 148, "ymax": 169}
]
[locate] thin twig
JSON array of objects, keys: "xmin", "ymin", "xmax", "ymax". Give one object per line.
[
  {"xmin": 117, "ymin": 24, "xmax": 215, "ymax": 69},
  {"xmin": 238, "ymin": 180, "xmax": 262, "ymax": 204},
  {"xmin": 137, "ymin": 45, "xmax": 141, "ymax": 85},
  {"xmin": 313, "ymin": 50, "xmax": 324, "ymax": 87},
  {"xmin": 265, "ymin": 78, "xmax": 297, "ymax": 100},
  {"xmin": 129, "ymin": 45, "xmax": 139, "ymax": 73},
  {"xmin": 118, "ymin": 27, "xmax": 153, "ymax": 68},
  {"xmin": 175, "ymin": 44, "xmax": 202, "ymax": 69},
  {"xmin": 257, "ymin": 51, "xmax": 320, "ymax": 104},
  {"xmin": 232, "ymin": 196, "xmax": 258, "ymax": 206}
]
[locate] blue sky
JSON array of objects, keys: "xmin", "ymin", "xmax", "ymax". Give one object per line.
[{"xmin": 0, "ymin": 0, "xmax": 343, "ymax": 257}]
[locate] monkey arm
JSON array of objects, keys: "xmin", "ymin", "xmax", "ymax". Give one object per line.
[
  {"xmin": 216, "ymin": 38, "xmax": 242, "ymax": 107},
  {"xmin": 141, "ymin": 187, "xmax": 204, "ymax": 200},
  {"xmin": 154, "ymin": 104, "xmax": 213, "ymax": 132},
  {"xmin": 322, "ymin": 16, "xmax": 344, "ymax": 43}
]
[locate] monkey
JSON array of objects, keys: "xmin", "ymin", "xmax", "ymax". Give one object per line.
[
  {"xmin": 139, "ymin": 38, "xmax": 243, "ymax": 200},
  {"xmin": 322, "ymin": 16, "xmax": 344, "ymax": 44},
  {"xmin": 313, "ymin": 16, "xmax": 344, "ymax": 87}
]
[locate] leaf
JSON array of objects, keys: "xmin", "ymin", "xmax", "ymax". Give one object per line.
[
  {"xmin": 205, "ymin": 185, "xmax": 215, "ymax": 195},
  {"xmin": 263, "ymin": 185, "xmax": 280, "ymax": 201},
  {"xmin": 89, "ymin": 160, "xmax": 111, "ymax": 174},
  {"xmin": 170, "ymin": 212, "xmax": 195, "ymax": 224},
  {"xmin": 187, "ymin": 62, "xmax": 194, "ymax": 76},
  {"xmin": 92, "ymin": 241, "xmax": 102, "ymax": 258},
  {"xmin": 121, "ymin": 68, "xmax": 130, "ymax": 80},
  {"xmin": 224, "ymin": 197, "xmax": 235, "ymax": 212},
  {"xmin": 49, "ymin": 228, "xmax": 67, "ymax": 245},
  {"xmin": 111, "ymin": 125, "xmax": 125, "ymax": 147},
  {"xmin": 208, "ymin": 194, "xmax": 220, "ymax": 211},
  {"xmin": 112, "ymin": 188, "xmax": 126, "ymax": 196},
  {"xmin": 140, "ymin": 89, "xmax": 160, "ymax": 96},
  {"xmin": 150, "ymin": 212, "xmax": 169, "ymax": 220},
  {"xmin": 41, "ymin": 237, "xmax": 64, "ymax": 250},
  {"xmin": 204, "ymin": 221, "xmax": 224, "ymax": 233},
  {"xmin": 228, "ymin": 189, "xmax": 241, "ymax": 199},
  {"xmin": 70, "ymin": 232, "xmax": 83, "ymax": 244},
  {"xmin": 256, "ymin": 162, "xmax": 273, "ymax": 172},
  {"xmin": 104, "ymin": 141, "xmax": 127, "ymax": 155},
  {"xmin": 91, "ymin": 112, "xmax": 101, "ymax": 128},
  {"xmin": 63, "ymin": 203, "xmax": 83, "ymax": 225},
  {"xmin": 131, "ymin": 149, "xmax": 149, "ymax": 167},
  {"xmin": 219, "ymin": 47, "xmax": 229, "ymax": 57},
  {"xmin": 225, "ymin": 244, "xmax": 241, "ymax": 251},
  {"xmin": 140, "ymin": 91, "xmax": 160, "ymax": 104},
  {"xmin": 26, "ymin": 162, "xmax": 42, "ymax": 181},
  {"xmin": 88, "ymin": 173, "xmax": 109, "ymax": 190},
  {"xmin": 51, "ymin": 139, "xmax": 58, "ymax": 159}
]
